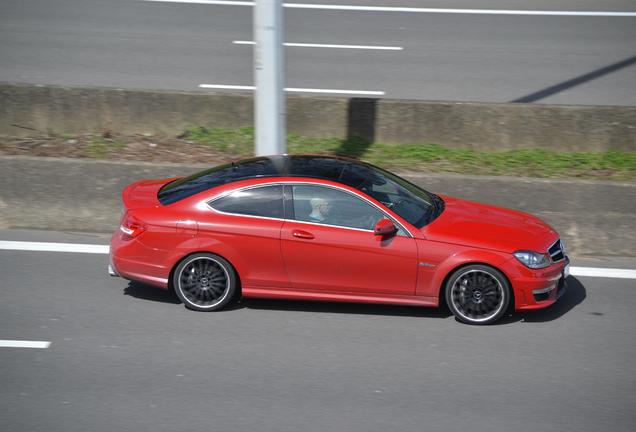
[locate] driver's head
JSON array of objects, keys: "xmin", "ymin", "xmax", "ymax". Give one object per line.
[{"xmin": 310, "ymin": 197, "xmax": 332, "ymax": 217}]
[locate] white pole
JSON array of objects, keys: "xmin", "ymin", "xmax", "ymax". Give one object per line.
[{"xmin": 254, "ymin": 0, "xmax": 286, "ymax": 156}]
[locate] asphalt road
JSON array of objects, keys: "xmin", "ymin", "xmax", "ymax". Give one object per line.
[
  {"xmin": 1, "ymin": 0, "xmax": 635, "ymax": 105},
  {"xmin": 1, "ymin": 228, "xmax": 635, "ymax": 432}
]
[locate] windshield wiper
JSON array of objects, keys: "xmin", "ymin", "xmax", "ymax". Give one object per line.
[{"xmin": 423, "ymin": 194, "xmax": 444, "ymax": 224}]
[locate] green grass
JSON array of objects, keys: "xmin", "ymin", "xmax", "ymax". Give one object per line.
[
  {"xmin": 85, "ymin": 136, "xmax": 124, "ymax": 159},
  {"xmin": 183, "ymin": 126, "xmax": 255, "ymax": 154},
  {"xmin": 181, "ymin": 126, "xmax": 636, "ymax": 180}
]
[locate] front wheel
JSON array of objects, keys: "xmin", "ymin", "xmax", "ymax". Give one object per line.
[
  {"xmin": 445, "ymin": 264, "xmax": 511, "ymax": 325},
  {"xmin": 173, "ymin": 253, "xmax": 238, "ymax": 311}
]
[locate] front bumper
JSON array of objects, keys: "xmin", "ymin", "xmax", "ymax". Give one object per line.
[
  {"xmin": 512, "ymin": 256, "xmax": 569, "ymax": 311},
  {"xmin": 531, "ymin": 272, "xmax": 567, "ymax": 302}
]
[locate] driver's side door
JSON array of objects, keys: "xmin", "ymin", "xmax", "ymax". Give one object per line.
[{"xmin": 280, "ymin": 184, "xmax": 418, "ymax": 295}]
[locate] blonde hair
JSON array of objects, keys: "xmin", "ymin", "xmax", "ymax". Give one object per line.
[{"xmin": 310, "ymin": 197, "xmax": 327, "ymax": 209}]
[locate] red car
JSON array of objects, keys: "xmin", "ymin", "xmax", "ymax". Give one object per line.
[{"xmin": 109, "ymin": 155, "xmax": 568, "ymax": 325}]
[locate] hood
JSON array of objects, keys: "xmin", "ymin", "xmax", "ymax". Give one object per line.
[{"xmin": 423, "ymin": 195, "xmax": 559, "ymax": 254}]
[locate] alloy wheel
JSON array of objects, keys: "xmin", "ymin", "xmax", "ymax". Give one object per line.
[
  {"xmin": 175, "ymin": 255, "xmax": 234, "ymax": 310},
  {"xmin": 447, "ymin": 266, "xmax": 509, "ymax": 324}
]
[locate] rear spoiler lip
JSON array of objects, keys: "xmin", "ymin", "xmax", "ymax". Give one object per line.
[{"xmin": 122, "ymin": 177, "xmax": 179, "ymax": 210}]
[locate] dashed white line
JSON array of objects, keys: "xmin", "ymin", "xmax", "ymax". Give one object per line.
[
  {"xmin": 2, "ymin": 240, "xmax": 636, "ymax": 279},
  {"xmin": 198, "ymin": 84, "xmax": 255, "ymax": 91},
  {"xmin": 198, "ymin": 84, "xmax": 385, "ymax": 95},
  {"xmin": 233, "ymin": 41, "xmax": 403, "ymax": 50},
  {"xmin": 0, "ymin": 340, "xmax": 51, "ymax": 349},
  {"xmin": 285, "ymin": 87, "xmax": 384, "ymax": 95},
  {"xmin": 0, "ymin": 240, "xmax": 109, "ymax": 254},
  {"xmin": 145, "ymin": 0, "xmax": 254, "ymax": 5},
  {"xmin": 141, "ymin": 0, "xmax": 636, "ymax": 17}
]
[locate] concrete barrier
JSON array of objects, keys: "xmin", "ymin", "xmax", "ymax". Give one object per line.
[
  {"xmin": 375, "ymin": 100, "xmax": 636, "ymax": 151},
  {"xmin": 2, "ymin": 82, "xmax": 635, "ymax": 151},
  {"xmin": 1, "ymin": 156, "xmax": 634, "ymax": 257}
]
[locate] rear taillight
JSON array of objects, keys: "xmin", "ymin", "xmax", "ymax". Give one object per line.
[{"xmin": 120, "ymin": 212, "xmax": 146, "ymax": 239}]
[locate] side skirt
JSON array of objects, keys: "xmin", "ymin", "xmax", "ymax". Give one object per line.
[
  {"xmin": 243, "ymin": 286, "xmax": 438, "ymax": 307},
  {"xmin": 119, "ymin": 272, "xmax": 170, "ymax": 289}
]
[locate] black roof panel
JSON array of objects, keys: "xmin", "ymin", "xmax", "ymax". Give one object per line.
[{"xmin": 157, "ymin": 155, "xmax": 373, "ymax": 205}]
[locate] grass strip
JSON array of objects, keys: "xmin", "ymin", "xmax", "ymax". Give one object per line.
[{"xmin": 182, "ymin": 126, "xmax": 636, "ymax": 180}]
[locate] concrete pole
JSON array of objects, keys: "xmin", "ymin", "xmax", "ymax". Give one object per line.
[{"xmin": 254, "ymin": 0, "xmax": 286, "ymax": 156}]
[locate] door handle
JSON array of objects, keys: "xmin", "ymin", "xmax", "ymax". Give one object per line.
[{"xmin": 292, "ymin": 230, "xmax": 314, "ymax": 240}]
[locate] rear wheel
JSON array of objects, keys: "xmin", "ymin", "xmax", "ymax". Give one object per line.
[
  {"xmin": 173, "ymin": 253, "xmax": 237, "ymax": 311},
  {"xmin": 445, "ymin": 264, "xmax": 511, "ymax": 325}
]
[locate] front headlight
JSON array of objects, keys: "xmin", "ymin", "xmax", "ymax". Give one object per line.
[{"xmin": 514, "ymin": 251, "xmax": 551, "ymax": 269}]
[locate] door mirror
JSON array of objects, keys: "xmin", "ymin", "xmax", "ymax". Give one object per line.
[{"xmin": 374, "ymin": 218, "xmax": 397, "ymax": 236}]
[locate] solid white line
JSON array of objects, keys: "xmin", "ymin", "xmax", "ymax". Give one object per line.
[
  {"xmin": 0, "ymin": 240, "xmax": 109, "ymax": 254},
  {"xmin": 233, "ymin": 41, "xmax": 403, "ymax": 50},
  {"xmin": 570, "ymin": 267, "xmax": 636, "ymax": 279},
  {"xmin": 0, "ymin": 340, "xmax": 51, "ymax": 349},
  {"xmin": 142, "ymin": 0, "xmax": 636, "ymax": 17},
  {"xmin": 285, "ymin": 4, "xmax": 636, "ymax": 16},
  {"xmin": 2, "ymin": 239, "xmax": 636, "ymax": 279},
  {"xmin": 198, "ymin": 84, "xmax": 385, "ymax": 95}
]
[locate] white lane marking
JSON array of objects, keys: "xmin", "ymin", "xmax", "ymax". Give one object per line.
[
  {"xmin": 2, "ymin": 240, "xmax": 636, "ymax": 279},
  {"xmin": 145, "ymin": 0, "xmax": 254, "ymax": 4},
  {"xmin": 570, "ymin": 267, "xmax": 636, "ymax": 279},
  {"xmin": 0, "ymin": 340, "xmax": 51, "ymax": 349},
  {"xmin": 198, "ymin": 84, "xmax": 385, "ymax": 95},
  {"xmin": 199, "ymin": 84, "xmax": 255, "ymax": 90},
  {"xmin": 0, "ymin": 240, "xmax": 109, "ymax": 254},
  {"xmin": 286, "ymin": 87, "xmax": 384, "ymax": 95},
  {"xmin": 142, "ymin": 0, "xmax": 636, "ymax": 17},
  {"xmin": 233, "ymin": 41, "xmax": 403, "ymax": 50}
]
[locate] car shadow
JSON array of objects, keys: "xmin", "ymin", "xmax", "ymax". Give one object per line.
[
  {"xmin": 238, "ymin": 297, "xmax": 453, "ymax": 319},
  {"xmin": 121, "ymin": 278, "xmax": 586, "ymax": 324},
  {"xmin": 123, "ymin": 281, "xmax": 180, "ymax": 304}
]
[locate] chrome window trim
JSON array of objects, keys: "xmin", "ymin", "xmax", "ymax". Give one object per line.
[
  {"xmin": 205, "ymin": 181, "xmax": 414, "ymax": 238},
  {"xmin": 206, "ymin": 184, "xmax": 285, "ymax": 222}
]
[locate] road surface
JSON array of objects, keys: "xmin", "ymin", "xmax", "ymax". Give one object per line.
[
  {"xmin": 1, "ymin": 228, "xmax": 635, "ymax": 431},
  {"xmin": 1, "ymin": 0, "xmax": 635, "ymax": 105}
]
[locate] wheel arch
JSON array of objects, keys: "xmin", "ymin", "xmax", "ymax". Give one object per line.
[
  {"xmin": 429, "ymin": 249, "xmax": 515, "ymax": 309},
  {"xmin": 436, "ymin": 260, "xmax": 515, "ymax": 311}
]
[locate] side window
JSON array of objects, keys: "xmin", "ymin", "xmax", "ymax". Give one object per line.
[
  {"xmin": 291, "ymin": 185, "xmax": 385, "ymax": 231},
  {"xmin": 209, "ymin": 185, "xmax": 284, "ymax": 219}
]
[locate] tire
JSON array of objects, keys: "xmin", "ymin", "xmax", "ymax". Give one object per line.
[
  {"xmin": 445, "ymin": 264, "xmax": 511, "ymax": 325},
  {"xmin": 172, "ymin": 253, "xmax": 238, "ymax": 312}
]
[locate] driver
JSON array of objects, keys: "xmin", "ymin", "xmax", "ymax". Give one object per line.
[{"xmin": 308, "ymin": 197, "xmax": 332, "ymax": 223}]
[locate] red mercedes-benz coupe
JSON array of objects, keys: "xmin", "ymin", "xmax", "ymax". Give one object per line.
[{"xmin": 109, "ymin": 155, "xmax": 568, "ymax": 324}]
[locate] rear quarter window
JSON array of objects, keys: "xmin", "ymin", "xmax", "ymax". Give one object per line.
[
  {"xmin": 209, "ymin": 185, "xmax": 284, "ymax": 219},
  {"xmin": 158, "ymin": 158, "xmax": 278, "ymax": 205}
]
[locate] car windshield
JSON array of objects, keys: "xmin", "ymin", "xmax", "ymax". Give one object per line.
[
  {"xmin": 286, "ymin": 156, "xmax": 440, "ymax": 228},
  {"xmin": 342, "ymin": 163, "xmax": 439, "ymax": 228}
]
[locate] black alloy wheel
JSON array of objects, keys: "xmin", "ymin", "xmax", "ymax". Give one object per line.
[
  {"xmin": 173, "ymin": 253, "xmax": 238, "ymax": 311},
  {"xmin": 445, "ymin": 264, "xmax": 511, "ymax": 325}
]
